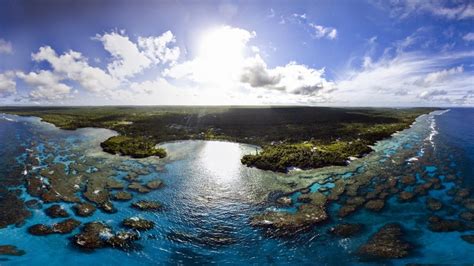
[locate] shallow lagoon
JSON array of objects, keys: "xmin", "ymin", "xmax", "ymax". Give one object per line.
[{"xmin": 0, "ymin": 109, "xmax": 473, "ymax": 265}]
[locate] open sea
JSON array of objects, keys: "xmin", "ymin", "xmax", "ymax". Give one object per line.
[{"xmin": 0, "ymin": 108, "xmax": 473, "ymax": 265}]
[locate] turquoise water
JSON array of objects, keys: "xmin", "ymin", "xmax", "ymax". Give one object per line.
[{"xmin": 0, "ymin": 109, "xmax": 473, "ymax": 265}]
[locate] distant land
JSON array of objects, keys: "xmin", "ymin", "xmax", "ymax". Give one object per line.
[{"xmin": 0, "ymin": 106, "xmax": 437, "ymax": 172}]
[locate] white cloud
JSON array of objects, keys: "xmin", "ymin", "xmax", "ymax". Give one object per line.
[
  {"xmin": 240, "ymin": 55, "xmax": 335, "ymax": 95},
  {"xmin": 463, "ymin": 32, "xmax": 474, "ymax": 42},
  {"xmin": 0, "ymin": 71, "xmax": 16, "ymax": 96},
  {"xmin": 418, "ymin": 89, "xmax": 447, "ymax": 99},
  {"xmin": 418, "ymin": 65, "xmax": 464, "ymax": 87},
  {"xmin": 164, "ymin": 25, "xmax": 335, "ymax": 99},
  {"xmin": 309, "ymin": 23, "xmax": 337, "ymax": 40},
  {"xmin": 32, "ymin": 46, "xmax": 119, "ymax": 93},
  {"xmin": 17, "ymin": 70, "xmax": 72, "ymax": 101},
  {"xmin": 96, "ymin": 31, "xmax": 152, "ymax": 79},
  {"xmin": 335, "ymin": 51, "xmax": 474, "ymax": 105},
  {"xmin": 138, "ymin": 31, "xmax": 180, "ymax": 65},
  {"xmin": 0, "ymin": 39, "xmax": 13, "ymax": 54},
  {"xmin": 385, "ymin": 0, "xmax": 474, "ymax": 20}
]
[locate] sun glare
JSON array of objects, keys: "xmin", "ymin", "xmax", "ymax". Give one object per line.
[{"xmin": 196, "ymin": 26, "xmax": 250, "ymax": 84}]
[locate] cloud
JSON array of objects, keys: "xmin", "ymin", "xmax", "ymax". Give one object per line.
[
  {"xmin": 309, "ymin": 23, "xmax": 338, "ymax": 40},
  {"xmin": 138, "ymin": 31, "xmax": 180, "ymax": 65},
  {"xmin": 0, "ymin": 71, "xmax": 16, "ymax": 96},
  {"xmin": 0, "ymin": 39, "xmax": 13, "ymax": 54},
  {"xmin": 129, "ymin": 77, "xmax": 176, "ymax": 95},
  {"xmin": 240, "ymin": 55, "xmax": 335, "ymax": 95},
  {"xmin": 463, "ymin": 32, "xmax": 474, "ymax": 42},
  {"xmin": 32, "ymin": 46, "xmax": 119, "ymax": 93},
  {"xmin": 417, "ymin": 65, "xmax": 464, "ymax": 87},
  {"xmin": 383, "ymin": 0, "xmax": 474, "ymax": 20},
  {"xmin": 17, "ymin": 70, "xmax": 72, "ymax": 101},
  {"xmin": 335, "ymin": 50, "xmax": 474, "ymax": 105},
  {"xmin": 164, "ymin": 25, "xmax": 335, "ymax": 98},
  {"xmin": 240, "ymin": 55, "xmax": 281, "ymax": 88},
  {"xmin": 96, "ymin": 31, "xmax": 152, "ymax": 79},
  {"xmin": 418, "ymin": 89, "xmax": 447, "ymax": 99}
]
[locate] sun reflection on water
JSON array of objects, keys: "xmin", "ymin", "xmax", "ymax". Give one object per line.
[{"xmin": 197, "ymin": 141, "xmax": 243, "ymax": 183}]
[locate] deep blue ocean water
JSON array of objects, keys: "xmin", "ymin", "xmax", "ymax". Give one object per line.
[{"xmin": 0, "ymin": 108, "xmax": 473, "ymax": 265}]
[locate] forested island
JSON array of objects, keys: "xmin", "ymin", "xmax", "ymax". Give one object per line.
[{"xmin": 0, "ymin": 106, "xmax": 436, "ymax": 172}]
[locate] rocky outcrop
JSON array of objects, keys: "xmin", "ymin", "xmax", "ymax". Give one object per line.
[
  {"xmin": 0, "ymin": 245, "xmax": 25, "ymax": 256},
  {"xmin": 145, "ymin": 179, "xmax": 163, "ymax": 190},
  {"xmin": 111, "ymin": 191, "xmax": 133, "ymax": 201},
  {"xmin": 128, "ymin": 182, "xmax": 150, "ymax": 193},
  {"xmin": 329, "ymin": 223, "xmax": 363, "ymax": 237},
  {"xmin": 131, "ymin": 200, "xmax": 162, "ymax": 211},
  {"xmin": 357, "ymin": 223, "xmax": 411, "ymax": 259},
  {"xmin": 426, "ymin": 198, "xmax": 443, "ymax": 211},
  {"xmin": 122, "ymin": 217, "xmax": 155, "ymax": 231},
  {"xmin": 28, "ymin": 219, "xmax": 81, "ymax": 236},
  {"xmin": 364, "ymin": 199, "xmax": 385, "ymax": 212},
  {"xmin": 72, "ymin": 222, "xmax": 139, "ymax": 250},
  {"xmin": 45, "ymin": 204, "xmax": 69, "ymax": 218},
  {"xmin": 461, "ymin": 235, "xmax": 474, "ymax": 244},
  {"xmin": 428, "ymin": 216, "xmax": 465, "ymax": 232},
  {"xmin": 73, "ymin": 203, "xmax": 97, "ymax": 217},
  {"xmin": 251, "ymin": 193, "xmax": 328, "ymax": 237}
]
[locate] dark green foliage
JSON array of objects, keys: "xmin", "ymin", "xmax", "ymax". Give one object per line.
[
  {"xmin": 0, "ymin": 106, "xmax": 436, "ymax": 170},
  {"xmin": 100, "ymin": 136, "xmax": 166, "ymax": 158}
]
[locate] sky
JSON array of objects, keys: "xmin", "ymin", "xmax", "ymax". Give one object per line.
[{"xmin": 0, "ymin": 0, "xmax": 473, "ymax": 106}]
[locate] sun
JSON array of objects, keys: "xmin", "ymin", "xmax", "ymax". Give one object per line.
[{"xmin": 195, "ymin": 26, "xmax": 254, "ymax": 84}]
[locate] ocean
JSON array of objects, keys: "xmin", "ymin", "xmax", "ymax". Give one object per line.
[{"xmin": 0, "ymin": 108, "xmax": 473, "ymax": 265}]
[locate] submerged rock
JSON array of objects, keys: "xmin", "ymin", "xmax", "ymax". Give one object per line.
[
  {"xmin": 168, "ymin": 231, "xmax": 237, "ymax": 247},
  {"xmin": 122, "ymin": 217, "xmax": 155, "ymax": 231},
  {"xmin": 45, "ymin": 204, "xmax": 69, "ymax": 218},
  {"xmin": 251, "ymin": 203, "xmax": 328, "ymax": 237},
  {"xmin": 463, "ymin": 199, "xmax": 474, "ymax": 211},
  {"xmin": 357, "ymin": 223, "xmax": 411, "ymax": 259},
  {"xmin": 25, "ymin": 199, "xmax": 42, "ymax": 210},
  {"xmin": 111, "ymin": 191, "xmax": 133, "ymax": 201},
  {"xmin": 426, "ymin": 198, "xmax": 443, "ymax": 211},
  {"xmin": 128, "ymin": 182, "xmax": 151, "ymax": 193},
  {"xmin": 0, "ymin": 190, "xmax": 32, "ymax": 228},
  {"xmin": 145, "ymin": 179, "xmax": 164, "ymax": 190},
  {"xmin": 72, "ymin": 222, "xmax": 140, "ymax": 250},
  {"xmin": 460, "ymin": 211, "xmax": 474, "ymax": 221},
  {"xmin": 106, "ymin": 178, "xmax": 124, "ymax": 190},
  {"xmin": 0, "ymin": 245, "xmax": 25, "ymax": 256},
  {"xmin": 428, "ymin": 216, "xmax": 465, "ymax": 232},
  {"xmin": 346, "ymin": 197, "xmax": 366, "ymax": 207},
  {"xmin": 461, "ymin": 235, "xmax": 474, "ymax": 244},
  {"xmin": 338, "ymin": 204, "xmax": 358, "ymax": 218},
  {"xmin": 398, "ymin": 191, "xmax": 415, "ymax": 202},
  {"xmin": 131, "ymin": 200, "xmax": 162, "ymax": 211},
  {"xmin": 329, "ymin": 223, "xmax": 363, "ymax": 237},
  {"xmin": 364, "ymin": 199, "xmax": 385, "ymax": 212},
  {"xmin": 73, "ymin": 203, "xmax": 97, "ymax": 217},
  {"xmin": 400, "ymin": 175, "xmax": 416, "ymax": 186}
]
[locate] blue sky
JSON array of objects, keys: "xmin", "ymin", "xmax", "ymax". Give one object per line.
[{"xmin": 0, "ymin": 0, "xmax": 473, "ymax": 106}]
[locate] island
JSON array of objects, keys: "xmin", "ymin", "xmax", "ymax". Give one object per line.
[{"xmin": 0, "ymin": 106, "xmax": 436, "ymax": 172}]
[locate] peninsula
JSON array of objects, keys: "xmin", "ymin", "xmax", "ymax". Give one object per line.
[{"xmin": 0, "ymin": 106, "xmax": 436, "ymax": 172}]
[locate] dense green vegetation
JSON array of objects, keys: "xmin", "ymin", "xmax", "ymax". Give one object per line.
[
  {"xmin": 100, "ymin": 135, "xmax": 166, "ymax": 158},
  {"xmin": 0, "ymin": 106, "xmax": 437, "ymax": 172}
]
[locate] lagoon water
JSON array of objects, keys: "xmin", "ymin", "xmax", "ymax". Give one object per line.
[{"xmin": 0, "ymin": 109, "xmax": 473, "ymax": 265}]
